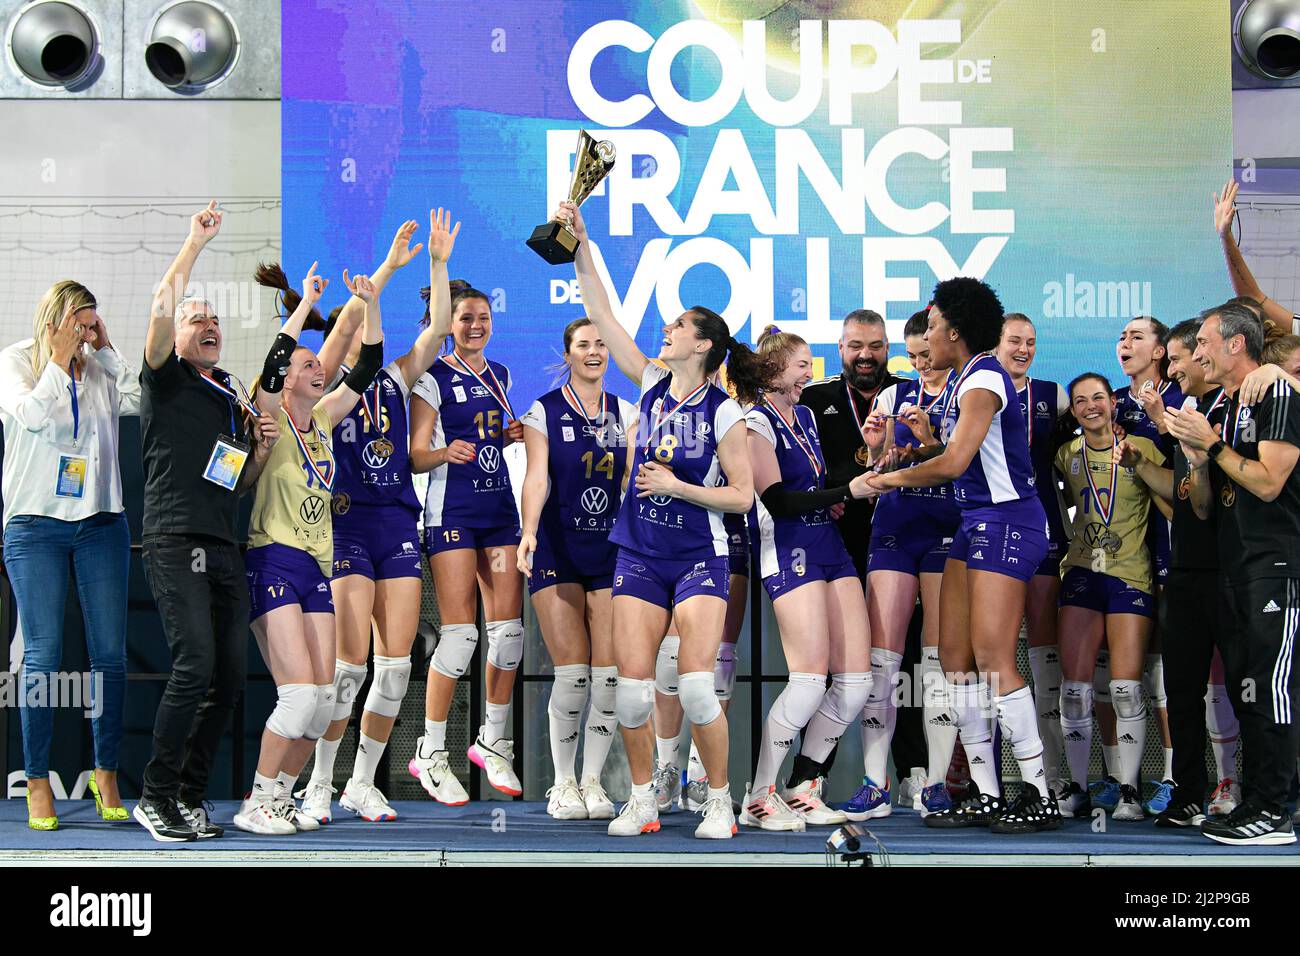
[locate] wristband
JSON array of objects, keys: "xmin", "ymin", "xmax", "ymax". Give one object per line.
[{"xmin": 1208, "ymin": 439, "xmax": 1226, "ymax": 460}]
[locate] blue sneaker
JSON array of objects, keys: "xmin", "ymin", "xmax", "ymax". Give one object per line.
[
  {"xmin": 1089, "ymin": 776, "xmax": 1120, "ymax": 811},
  {"xmin": 839, "ymin": 776, "xmax": 891, "ymax": 821},
  {"xmin": 1144, "ymin": 779, "xmax": 1175, "ymax": 815},
  {"xmin": 919, "ymin": 783, "xmax": 953, "ymax": 817}
]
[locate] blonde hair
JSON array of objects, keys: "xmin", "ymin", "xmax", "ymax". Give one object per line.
[
  {"xmin": 1263, "ymin": 333, "xmax": 1300, "ymax": 367},
  {"xmin": 31, "ymin": 280, "xmax": 95, "ymax": 380}
]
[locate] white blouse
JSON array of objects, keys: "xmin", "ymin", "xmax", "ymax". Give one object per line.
[{"xmin": 0, "ymin": 339, "xmax": 141, "ymax": 530}]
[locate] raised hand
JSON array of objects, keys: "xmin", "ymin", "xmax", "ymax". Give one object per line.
[
  {"xmin": 82, "ymin": 309, "xmax": 110, "ymax": 351},
  {"xmin": 1113, "ymin": 439, "xmax": 1143, "ymax": 469},
  {"xmin": 1165, "ymin": 405, "xmax": 1219, "ymax": 452},
  {"xmin": 504, "ymin": 418, "xmax": 525, "ymax": 444},
  {"xmin": 427, "ymin": 207, "xmax": 461, "ymax": 263},
  {"xmin": 302, "ymin": 261, "xmax": 328, "ymax": 306},
  {"xmin": 1214, "ymin": 179, "xmax": 1239, "ymax": 238},
  {"xmin": 189, "ymin": 200, "xmax": 223, "ymax": 246},
  {"xmin": 862, "ymin": 410, "xmax": 887, "ymax": 453},
  {"xmin": 343, "ymin": 269, "xmax": 376, "ymax": 304},
  {"xmin": 898, "ymin": 403, "xmax": 936, "ymax": 444},
  {"xmin": 557, "ymin": 200, "xmax": 588, "ymax": 242},
  {"xmin": 252, "ymin": 412, "xmax": 280, "ymax": 458},
  {"xmin": 1137, "ymin": 382, "xmax": 1167, "ymax": 431},
  {"xmin": 444, "ymin": 438, "xmax": 476, "ymax": 465},
  {"xmin": 384, "ymin": 220, "xmax": 423, "ymax": 271},
  {"xmin": 48, "ymin": 301, "xmax": 84, "ymax": 368}
]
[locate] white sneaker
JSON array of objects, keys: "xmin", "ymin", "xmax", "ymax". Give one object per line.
[
  {"xmin": 900, "ymin": 766, "xmax": 927, "ymax": 809},
  {"xmin": 546, "ymin": 778, "xmax": 588, "ymax": 820},
  {"xmin": 233, "ymin": 795, "xmax": 296, "ymax": 836},
  {"xmin": 653, "ymin": 762, "xmax": 682, "ymax": 813},
  {"xmin": 695, "ymin": 792, "xmax": 737, "ymax": 840},
  {"xmin": 295, "ymin": 779, "xmax": 335, "ymax": 824},
  {"xmin": 782, "ymin": 776, "xmax": 847, "ymax": 825},
  {"xmin": 740, "ymin": 785, "xmax": 806, "ymax": 832},
  {"xmin": 275, "ymin": 796, "xmax": 320, "ymax": 831},
  {"xmin": 1208, "ymin": 778, "xmax": 1241, "ymax": 817},
  {"xmin": 468, "ymin": 730, "xmax": 522, "ymax": 796},
  {"xmin": 408, "ymin": 737, "xmax": 470, "ymax": 805},
  {"xmin": 581, "ymin": 779, "xmax": 616, "ymax": 820},
  {"xmin": 1112, "ymin": 784, "xmax": 1146, "ymax": 822},
  {"xmin": 608, "ymin": 790, "xmax": 660, "ymax": 836},
  {"xmin": 340, "ymin": 778, "xmax": 397, "ymax": 822}
]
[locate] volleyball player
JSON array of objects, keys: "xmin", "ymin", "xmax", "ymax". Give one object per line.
[
  {"xmin": 517, "ymin": 317, "xmax": 635, "ymax": 820},
  {"xmin": 861, "ymin": 277, "xmax": 1059, "ymax": 833},
  {"xmin": 235, "ymin": 265, "xmax": 384, "ymax": 834},
  {"xmin": 559, "ymin": 200, "xmax": 759, "ymax": 839},
  {"xmin": 1052, "ymin": 373, "xmax": 1168, "ymax": 821},
  {"xmin": 408, "ymin": 275, "xmax": 524, "ymax": 802},
  {"xmin": 856, "ymin": 310, "xmax": 958, "ymax": 817}
]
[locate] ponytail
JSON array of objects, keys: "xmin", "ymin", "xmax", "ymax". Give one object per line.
[
  {"xmin": 255, "ymin": 262, "xmax": 326, "ymax": 331},
  {"xmin": 687, "ymin": 306, "xmax": 779, "ymax": 404}
]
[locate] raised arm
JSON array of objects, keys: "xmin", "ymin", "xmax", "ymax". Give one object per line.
[
  {"xmin": 256, "ymin": 262, "xmax": 328, "ymax": 421},
  {"xmin": 146, "ymin": 200, "xmax": 222, "ymax": 370},
  {"xmin": 397, "ymin": 208, "xmax": 461, "ymax": 390},
  {"xmin": 1215, "ymin": 180, "xmax": 1294, "ymax": 329},
  {"xmin": 0, "ymin": 304, "xmax": 82, "ymax": 431},
  {"xmin": 864, "ymin": 389, "xmax": 999, "ymax": 493},
  {"xmin": 321, "ymin": 272, "xmax": 385, "ymax": 427}
]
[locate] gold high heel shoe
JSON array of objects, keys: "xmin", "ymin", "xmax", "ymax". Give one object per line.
[
  {"xmin": 88, "ymin": 775, "xmax": 129, "ymax": 822},
  {"xmin": 26, "ymin": 790, "xmax": 58, "ymax": 831}
]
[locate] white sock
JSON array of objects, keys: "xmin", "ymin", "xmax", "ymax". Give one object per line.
[
  {"xmin": 1162, "ymin": 747, "xmax": 1174, "ymax": 784},
  {"xmin": 952, "ymin": 681, "xmax": 999, "ymax": 796},
  {"xmin": 1027, "ymin": 645, "xmax": 1064, "ymax": 783},
  {"xmin": 1061, "ymin": 715, "xmax": 1093, "ymax": 788},
  {"xmin": 424, "ymin": 718, "xmax": 447, "ymax": 752},
  {"xmin": 655, "ymin": 735, "xmax": 680, "ymax": 771},
  {"xmin": 631, "ymin": 780, "xmax": 655, "ymax": 801},
  {"xmin": 707, "ymin": 784, "xmax": 730, "ymax": 804},
  {"xmin": 485, "ymin": 701, "xmax": 510, "ymax": 743},
  {"xmin": 1102, "ymin": 743, "xmax": 1119, "ymax": 780},
  {"xmin": 1111, "ymin": 680, "xmax": 1146, "ymax": 791},
  {"xmin": 275, "ymin": 771, "xmax": 297, "ymax": 800},
  {"xmin": 252, "ymin": 772, "xmax": 277, "ymax": 799},
  {"xmin": 995, "ymin": 685, "xmax": 1048, "ymax": 794},
  {"xmin": 921, "ymin": 647, "xmax": 959, "ymax": 786},
  {"xmin": 548, "ymin": 664, "xmax": 587, "ymax": 783},
  {"xmin": 861, "ymin": 648, "xmax": 902, "ymax": 784},
  {"xmin": 353, "ymin": 732, "xmax": 387, "ymax": 786},
  {"xmin": 581, "ymin": 666, "xmax": 618, "ymax": 785},
  {"xmin": 687, "ymin": 742, "xmax": 707, "ymax": 783},
  {"xmin": 310, "ymin": 735, "xmax": 341, "ymax": 786}
]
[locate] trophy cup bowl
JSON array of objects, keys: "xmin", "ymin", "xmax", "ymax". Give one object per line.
[{"xmin": 528, "ymin": 130, "xmax": 616, "ymax": 265}]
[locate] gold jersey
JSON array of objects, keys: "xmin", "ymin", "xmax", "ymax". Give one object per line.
[{"xmin": 249, "ymin": 405, "xmax": 335, "ymax": 578}]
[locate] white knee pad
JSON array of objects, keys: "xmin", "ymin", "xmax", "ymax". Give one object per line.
[
  {"xmin": 769, "ymin": 672, "xmax": 827, "ymax": 730},
  {"xmin": 824, "ymin": 672, "xmax": 874, "ymax": 723},
  {"xmin": 364, "ymin": 655, "xmax": 411, "ymax": 719},
  {"xmin": 549, "ymin": 664, "xmax": 591, "ymax": 721},
  {"xmin": 654, "ymin": 636, "xmax": 680, "ymax": 696},
  {"xmin": 1111, "ymin": 679, "xmax": 1146, "ymax": 720},
  {"xmin": 1093, "ymin": 650, "xmax": 1112, "ymax": 703},
  {"xmin": 679, "ymin": 671, "xmax": 723, "ymax": 726},
  {"xmin": 266, "ymin": 683, "xmax": 318, "ymax": 740},
  {"xmin": 714, "ymin": 641, "xmax": 738, "ymax": 701},
  {"xmin": 1142, "ymin": 653, "xmax": 1167, "ymax": 709},
  {"xmin": 432, "ymin": 622, "xmax": 479, "ymax": 679},
  {"xmin": 616, "ymin": 676, "xmax": 655, "ymax": 729},
  {"xmin": 867, "ymin": 647, "xmax": 903, "ymax": 706},
  {"xmin": 306, "ymin": 683, "xmax": 336, "ymax": 740},
  {"xmin": 332, "ymin": 659, "xmax": 368, "ymax": 721},
  {"xmin": 1060, "ymin": 680, "xmax": 1094, "ymax": 724},
  {"xmin": 1027, "ymin": 645, "xmax": 1062, "ymax": 718},
  {"xmin": 486, "ymin": 618, "xmax": 524, "ymax": 671},
  {"xmin": 1204, "ymin": 684, "xmax": 1240, "ymax": 741},
  {"xmin": 590, "ymin": 666, "xmax": 619, "ymax": 717}
]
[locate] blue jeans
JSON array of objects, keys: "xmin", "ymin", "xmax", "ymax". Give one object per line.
[{"xmin": 4, "ymin": 511, "xmax": 129, "ymax": 779}]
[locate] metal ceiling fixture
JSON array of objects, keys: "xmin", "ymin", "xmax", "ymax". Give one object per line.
[
  {"xmin": 7, "ymin": 0, "xmax": 99, "ymax": 88},
  {"xmin": 144, "ymin": 0, "xmax": 238, "ymax": 92},
  {"xmin": 1235, "ymin": 0, "xmax": 1300, "ymax": 80}
]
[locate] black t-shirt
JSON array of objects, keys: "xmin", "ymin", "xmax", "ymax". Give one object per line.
[
  {"xmin": 1170, "ymin": 389, "xmax": 1226, "ymax": 572},
  {"xmin": 798, "ymin": 372, "xmax": 902, "ymax": 559},
  {"xmin": 140, "ymin": 350, "xmax": 252, "ymax": 543},
  {"xmin": 1212, "ymin": 379, "xmax": 1300, "ymax": 582}
]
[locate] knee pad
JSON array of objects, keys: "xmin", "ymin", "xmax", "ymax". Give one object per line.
[
  {"xmin": 768, "ymin": 672, "xmax": 827, "ymax": 730},
  {"xmin": 714, "ymin": 641, "xmax": 738, "ymax": 701},
  {"xmin": 1204, "ymin": 684, "xmax": 1240, "ymax": 741},
  {"xmin": 431, "ymin": 622, "xmax": 479, "ymax": 679},
  {"xmin": 549, "ymin": 664, "xmax": 591, "ymax": 721},
  {"xmin": 866, "ymin": 647, "xmax": 903, "ymax": 706},
  {"xmin": 654, "ymin": 636, "xmax": 680, "ymax": 696},
  {"xmin": 1027, "ymin": 645, "xmax": 1062, "ymax": 717},
  {"xmin": 920, "ymin": 646, "xmax": 948, "ymax": 708},
  {"xmin": 332, "ymin": 659, "xmax": 369, "ymax": 721},
  {"xmin": 950, "ymin": 681, "xmax": 992, "ymax": 743},
  {"xmin": 364, "ymin": 655, "xmax": 411, "ymax": 719},
  {"xmin": 305, "ymin": 683, "xmax": 336, "ymax": 740},
  {"xmin": 486, "ymin": 618, "xmax": 523, "ymax": 672},
  {"xmin": 1093, "ymin": 650, "xmax": 1112, "ymax": 703},
  {"xmin": 824, "ymin": 672, "xmax": 873, "ymax": 723},
  {"xmin": 1142, "ymin": 653, "xmax": 1167, "ymax": 709},
  {"xmin": 1060, "ymin": 680, "xmax": 1094, "ymax": 724},
  {"xmin": 266, "ymin": 683, "xmax": 318, "ymax": 740},
  {"xmin": 615, "ymin": 676, "xmax": 655, "ymax": 729},
  {"xmin": 678, "ymin": 671, "xmax": 723, "ymax": 726},
  {"xmin": 1111, "ymin": 679, "xmax": 1146, "ymax": 720},
  {"xmin": 590, "ymin": 665, "xmax": 619, "ymax": 716}
]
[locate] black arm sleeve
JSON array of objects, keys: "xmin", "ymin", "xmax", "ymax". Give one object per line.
[
  {"xmin": 759, "ymin": 480, "xmax": 852, "ymax": 519},
  {"xmin": 343, "ymin": 340, "xmax": 384, "ymax": 394},
  {"xmin": 259, "ymin": 332, "xmax": 298, "ymax": 394}
]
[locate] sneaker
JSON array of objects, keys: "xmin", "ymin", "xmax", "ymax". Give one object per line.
[
  {"xmin": 1089, "ymin": 775, "xmax": 1121, "ymax": 811},
  {"xmin": 740, "ymin": 785, "xmax": 806, "ymax": 832},
  {"xmin": 408, "ymin": 738, "xmax": 470, "ymax": 806},
  {"xmin": 695, "ymin": 793, "xmax": 738, "ymax": 839},
  {"xmin": 680, "ymin": 778, "xmax": 709, "ymax": 812},
  {"xmin": 295, "ymin": 779, "xmax": 335, "ymax": 824},
  {"xmin": 782, "ymin": 776, "xmax": 847, "ymax": 825},
  {"xmin": 468, "ymin": 731, "xmax": 522, "ymax": 796},
  {"xmin": 176, "ymin": 798, "xmax": 224, "ymax": 839},
  {"xmin": 580, "ymin": 779, "xmax": 616, "ymax": 820},
  {"xmin": 919, "ymin": 782, "xmax": 954, "ymax": 817},
  {"xmin": 1113, "ymin": 784, "xmax": 1146, "ymax": 821},
  {"xmin": 546, "ymin": 779, "xmax": 589, "ymax": 820},
  {"xmin": 1056, "ymin": 781, "xmax": 1090, "ymax": 819},
  {"xmin": 275, "ymin": 796, "xmax": 319, "ymax": 832},
  {"xmin": 608, "ymin": 790, "xmax": 660, "ymax": 836},
  {"xmin": 233, "ymin": 795, "xmax": 296, "ymax": 836},
  {"xmin": 899, "ymin": 767, "xmax": 927, "ymax": 809},
  {"xmin": 133, "ymin": 797, "xmax": 198, "ymax": 843},
  {"xmin": 1144, "ymin": 779, "xmax": 1175, "ymax": 815},
  {"xmin": 990, "ymin": 784, "xmax": 1063, "ymax": 834},
  {"xmin": 839, "ymin": 776, "xmax": 891, "ymax": 821},
  {"xmin": 924, "ymin": 782, "xmax": 1004, "ymax": 829},
  {"xmin": 652, "ymin": 762, "xmax": 682, "ymax": 813},
  {"xmin": 1208, "ymin": 778, "xmax": 1241, "ymax": 817},
  {"xmin": 1201, "ymin": 803, "xmax": 1296, "ymax": 846},
  {"xmin": 1155, "ymin": 802, "xmax": 1207, "ymax": 828},
  {"xmin": 340, "ymin": 778, "xmax": 397, "ymax": 822}
]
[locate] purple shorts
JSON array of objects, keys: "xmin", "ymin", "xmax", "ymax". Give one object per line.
[
  {"xmin": 1059, "ymin": 566, "xmax": 1155, "ymax": 617},
  {"xmin": 333, "ymin": 507, "xmax": 423, "ymax": 581},
  {"xmin": 423, "ymin": 523, "xmax": 520, "ymax": 556},
  {"xmin": 612, "ymin": 548, "xmax": 731, "ymax": 607},
  {"xmin": 763, "ymin": 555, "xmax": 860, "ymax": 600},
  {"xmin": 868, "ymin": 528, "xmax": 954, "ymax": 576},
  {"xmin": 528, "ymin": 531, "xmax": 615, "ymax": 595},
  {"xmin": 247, "ymin": 543, "xmax": 335, "ymax": 621},
  {"xmin": 727, "ymin": 531, "xmax": 750, "ymax": 578},
  {"xmin": 1034, "ymin": 537, "xmax": 1066, "ymax": 579},
  {"xmin": 948, "ymin": 518, "xmax": 1048, "ymax": 583}
]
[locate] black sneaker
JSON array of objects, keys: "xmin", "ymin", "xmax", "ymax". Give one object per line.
[
  {"xmin": 1057, "ymin": 781, "xmax": 1090, "ymax": 818},
  {"xmin": 991, "ymin": 784, "xmax": 1062, "ymax": 834},
  {"xmin": 1201, "ymin": 803, "xmax": 1296, "ymax": 846},
  {"xmin": 923, "ymin": 782, "xmax": 1003, "ymax": 829},
  {"xmin": 177, "ymin": 798, "xmax": 224, "ymax": 839},
  {"xmin": 1155, "ymin": 802, "xmax": 1206, "ymax": 828},
  {"xmin": 1112, "ymin": 784, "xmax": 1146, "ymax": 821},
  {"xmin": 133, "ymin": 797, "xmax": 198, "ymax": 843}
]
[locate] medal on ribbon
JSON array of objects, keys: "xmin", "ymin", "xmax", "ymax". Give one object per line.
[
  {"xmin": 443, "ymin": 353, "xmax": 514, "ymax": 421},
  {"xmin": 764, "ymin": 399, "xmax": 823, "ymax": 479}
]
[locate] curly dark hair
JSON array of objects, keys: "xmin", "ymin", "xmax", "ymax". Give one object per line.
[{"xmin": 931, "ymin": 277, "xmax": 1004, "ymax": 353}]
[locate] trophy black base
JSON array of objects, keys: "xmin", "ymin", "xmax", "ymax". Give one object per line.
[{"xmin": 527, "ymin": 221, "xmax": 580, "ymax": 264}]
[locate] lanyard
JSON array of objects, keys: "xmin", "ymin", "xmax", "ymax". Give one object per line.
[
  {"xmin": 200, "ymin": 370, "xmax": 259, "ymax": 435},
  {"xmin": 286, "ymin": 408, "xmax": 334, "ymax": 492},
  {"xmin": 1080, "ymin": 434, "xmax": 1119, "ymax": 526},
  {"xmin": 942, "ymin": 351, "xmax": 991, "ymax": 424},
  {"xmin": 644, "ymin": 379, "xmax": 709, "ymax": 452},
  {"xmin": 444, "ymin": 353, "xmax": 513, "ymax": 420},
  {"xmin": 562, "ymin": 381, "xmax": 606, "ymax": 427},
  {"xmin": 1019, "ymin": 378, "xmax": 1033, "ymax": 448},
  {"xmin": 1226, "ymin": 394, "xmax": 1248, "ymax": 449},
  {"xmin": 1205, "ymin": 387, "xmax": 1227, "ymax": 422},
  {"xmin": 67, "ymin": 361, "xmax": 79, "ymax": 443},
  {"xmin": 764, "ymin": 398, "xmax": 823, "ymax": 479},
  {"xmin": 846, "ymin": 380, "xmax": 873, "ymax": 441}
]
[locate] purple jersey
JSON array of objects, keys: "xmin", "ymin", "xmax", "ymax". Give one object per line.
[
  {"xmin": 609, "ymin": 364, "xmax": 746, "ymax": 561},
  {"xmin": 748, "ymin": 401, "xmax": 841, "ymax": 578},
  {"xmin": 870, "ymin": 377, "xmax": 959, "ymax": 538},
  {"xmin": 520, "ymin": 386, "xmax": 636, "ymax": 571},
  {"xmin": 1017, "ymin": 377, "xmax": 1068, "ymax": 544},
  {"xmin": 329, "ymin": 361, "xmax": 420, "ymax": 516},
  {"xmin": 413, "ymin": 354, "xmax": 518, "ymax": 529}
]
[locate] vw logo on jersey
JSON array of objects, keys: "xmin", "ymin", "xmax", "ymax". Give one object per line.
[
  {"xmin": 649, "ymin": 494, "xmax": 672, "ymax": 506},
  {"xmin": 299, "ymin": 496, "xmax": 326, "ymax": 525},
  {"xmin": 581, "ymin": 486, "xmax": 609, "ymax": 515},
  {"xmin": 478, "ymin": 445, "xmax": 501, "ymax": 473},
  {"xmin": 362, "ymin": 440, "xmax": 391, "ymax": 469}
]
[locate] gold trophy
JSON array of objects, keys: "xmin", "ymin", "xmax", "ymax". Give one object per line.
[{"xmin": 527, "ymin": 129, "xmax": 616, "ymax": 264}]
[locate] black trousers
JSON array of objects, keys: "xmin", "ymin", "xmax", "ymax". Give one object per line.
[
  {"xmin": 140, "ymin": 535, "xmax": 249, "ymax": 803},
  {"xmin": 1161, "ymin": 569, "xmax": 1222, "ymax": 807},
  {"xmin": 1218, "ymin": 577, "xmax": 1300, "ymax": 814}
]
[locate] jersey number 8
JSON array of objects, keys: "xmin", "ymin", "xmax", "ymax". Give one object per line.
[{"xmin": 654, "ymin": 434, "xmax": 678, "ymax": 463}]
